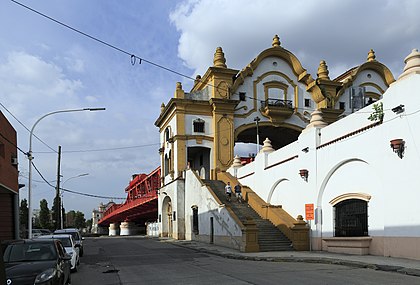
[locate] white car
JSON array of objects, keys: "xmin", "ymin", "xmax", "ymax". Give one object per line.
[{"xmin": 37, "ymin": 234, "xmax": 80, "ymax": 272}]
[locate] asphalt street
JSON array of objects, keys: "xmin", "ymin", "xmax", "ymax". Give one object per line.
[{"xmin": 72, "ymin": 237, "xmax": 420, "ymax": 285}]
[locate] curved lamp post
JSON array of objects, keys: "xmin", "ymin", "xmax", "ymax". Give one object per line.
[
  {"xmin": 27, "ymin": 107, "xmax": 105, "ymax": 238},
  {"xmin": 60, "ymin": 173, "xmax": 89, "ymax": 229}
]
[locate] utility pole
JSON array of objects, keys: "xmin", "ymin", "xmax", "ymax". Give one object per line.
[{"xmin": 55, "ymin": 145, "xmax": 62, "ymax": 230}]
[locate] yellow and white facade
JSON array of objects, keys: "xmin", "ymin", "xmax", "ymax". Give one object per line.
[{"xmin": 154, "ymin": 36, "xmax": 420, "ymax": 260}]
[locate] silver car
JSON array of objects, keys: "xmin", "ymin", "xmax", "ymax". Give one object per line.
[{"xmin": 37, "ymin": 234, "xmax": 80, "ymax": 272}]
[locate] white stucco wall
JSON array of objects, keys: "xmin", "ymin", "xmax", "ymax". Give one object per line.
[
  {"xmin": 184, "ymin": 169, "xmax": 242, "ymax": 248},
  {"xmin": 232, "ymin": 73, "xmax": 420, "ymax": 252}
]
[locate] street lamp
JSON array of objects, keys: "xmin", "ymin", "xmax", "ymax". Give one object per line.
[
  {"xmin": 60, "ymin": 173, "xmax": 89, "ymax": 229},
  {"xmin": 254, "ymin": 116, "xmax": 261, "ymax": 154},
  {"xmin": 27, "ymin": 107, "xmax": 105, "ymax": 238}
]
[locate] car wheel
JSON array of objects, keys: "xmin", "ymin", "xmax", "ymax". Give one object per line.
[{"xmin": 71, "ymin": 263, "xmax": 78, "ymax": 273}]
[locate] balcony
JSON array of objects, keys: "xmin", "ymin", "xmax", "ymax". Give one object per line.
[{"xmin": 260, "ymin": 98, "xmax": 294, "ymax": 124}]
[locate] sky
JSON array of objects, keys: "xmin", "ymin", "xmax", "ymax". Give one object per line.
[{"xmin": 1, "ymin": 0, "xmax": 420, "ymax": 219}]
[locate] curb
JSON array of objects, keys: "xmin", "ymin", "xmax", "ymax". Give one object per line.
[{"xmin": 171, "ymin": 241, "xmax": 420, "ymax": 278}]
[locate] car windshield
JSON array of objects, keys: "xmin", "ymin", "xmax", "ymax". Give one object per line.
[
  {"xmin": 6, "ymin": 243, "xmax": 57, "ymax": 262},
  {"xmin": 56, "ymin": 231, "xmax": 79, "ymax": 241},
  {"xmin": 57, "ymin": 237, "xmax": 71, "ymax": 247}
]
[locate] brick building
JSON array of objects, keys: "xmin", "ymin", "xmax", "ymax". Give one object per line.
[{"xmin": 0, "ymin": 110, "xmax": 19, "ymax": 240}]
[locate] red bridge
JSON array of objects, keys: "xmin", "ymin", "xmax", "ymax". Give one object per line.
[{"xmin": 98, "ymin": 167, "xmax": 160, "ymax": 227}]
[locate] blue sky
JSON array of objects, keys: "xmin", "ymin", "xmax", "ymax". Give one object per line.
[{"xmin": 1, "ymin": 0, "xmax": 420, "ymax": 218}]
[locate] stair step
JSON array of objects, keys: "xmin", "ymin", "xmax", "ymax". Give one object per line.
[{"xmin": 203, "ymin": 179, "xmax": 294, "ymax": 251}]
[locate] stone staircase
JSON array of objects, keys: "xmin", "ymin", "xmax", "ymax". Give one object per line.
[{"xmin": 203, "ymin": 179, "xmax": 293, "ymax": 251}]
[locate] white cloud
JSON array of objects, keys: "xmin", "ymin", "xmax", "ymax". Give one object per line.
[
  {"xmin": 170, "ymin": 0, "xmax": 420, "ymax": 79},
  {"xmin": 0, "ymin": 51, "xmax": 84, "ymax": 119}
]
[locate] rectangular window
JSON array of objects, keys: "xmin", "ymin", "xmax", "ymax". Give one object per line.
[
  {"xmin": 304, "ymin": 99, "xmax": 311, "ymax": 107},
  {"xmin": 334, "ymin": 199, "xmax": 368, "ymax": 237},
  {"xmin": 192, "ymin": 208, "xmax": 199, "ymax": 234},
  {"xmin": 0, "ymin": 142, "xmax": 5, "ymax": 158},
  {"xmin": 193, "ymin": 119, "xmax": 205, "ymax": 133},
  {"xmin": 239, "ymin": 92, "xmax": 246, "ymax": 101},
  {"xmin": 339, "ymin": 102, "xmax": 345, "ymax": 110}
]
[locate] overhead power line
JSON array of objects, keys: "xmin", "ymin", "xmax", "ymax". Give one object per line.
[
  {"xmin": 11, "ymin": 0, "xmax": 398, "ymax": 112},
  {"xmin": 11, "ymin": 0, "xmax": 197, "ymax": 82},
  {"xmin": 31, "ymin": 161, "xmax": 125, "ymax": 200},
  {"xmin": 0, "ymin": 101, "xmax": 57, "ymax": 153}
]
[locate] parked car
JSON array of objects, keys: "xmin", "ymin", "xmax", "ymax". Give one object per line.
[
  {"xmin": 37, "ymin": 234, "xmax": 80, "ymax": 272},
  {"xmin": 54, "ymin": 228, "xmax": 84, "ymax": 257},
  {"xmin": 21, "ymin": 229, "xmax": 52, "ymax": 238},
  {"xmin": 2, "ymin": 239, "xmax": 71, "ymax": 285}
]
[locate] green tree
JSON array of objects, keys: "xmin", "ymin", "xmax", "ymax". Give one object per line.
[
  {"xmin": 19, "ymin": 199, "xmax": 28, "ymax": 230},
  {"xmin": 66, "ymin": 210, "xmax": 76, "ymax": 227},
  {"xmin": 39, "ymin": 199, "xmax": 51, "ymax": 229},
  {"xmin": 51, "ymin": 195, "xmax": 61, "ymax": 230},
  {"xmin": 86, "ymin": 218, "xmax": 92, "ymax": 232},
  {"xmin": 74, "ymin": 211, "xmax": 86, "ymax": 229}
]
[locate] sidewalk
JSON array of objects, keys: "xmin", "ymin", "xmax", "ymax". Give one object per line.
[{"xmin": 165, "ymin": 239, "xmax": 420, "ymax": 277}]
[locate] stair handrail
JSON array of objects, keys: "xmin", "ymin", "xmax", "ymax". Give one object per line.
[{"xmin": 217, "ymin": 171, "xmax": 309, "ymax": 250}]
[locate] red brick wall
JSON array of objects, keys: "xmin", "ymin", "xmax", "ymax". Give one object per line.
[
  {"xmin": 0, "ymin": 110, "xmax": 18, "ymax": 193},
  {"xmin": 0, "ymin": 111, "xmax": 19, "ymax": 240},
  {"xmin": 0, "ymin": 192, "xmax": 14, "ymax": 240}
]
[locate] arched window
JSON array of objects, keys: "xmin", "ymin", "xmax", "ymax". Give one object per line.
[
  {"xmin": 334, "ymin": 199, "xmax": 368, "ymax": 237},
  {"xmin": 193, "ymin": 118, "xmax": 205, "ymax": 133},
  {"xmin": 165, "ymin": 127, "xmax": 170, "ymax": 142},
  {"xmin": 164, "ymin": 154, "xmax": 169, "ymax": 176}
]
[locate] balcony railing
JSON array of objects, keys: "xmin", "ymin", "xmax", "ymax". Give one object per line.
[{"xmin": 261, "ymin": 98, "xmax": 293, "ymax": 109}]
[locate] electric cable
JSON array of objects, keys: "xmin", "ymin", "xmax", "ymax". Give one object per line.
[
  {"xmin": 31, "ymin": 161, "xmax": 125, "ymax": 200},
  {"xmin": 11, "ymin": 1, "xmax": 395, "ymax": 116},
  {"xmin": 0, "ymin": 101, "xmax": 57, "ymax": 153}
]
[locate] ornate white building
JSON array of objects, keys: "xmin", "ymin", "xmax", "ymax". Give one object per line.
[{"xmin": 155, "ymin": 35, "xmax": 420, "ymax": 259}]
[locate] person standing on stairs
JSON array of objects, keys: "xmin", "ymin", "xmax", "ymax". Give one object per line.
[
  {"xmin": 225, "ymin": 182, "xmax": 232, "ymax": 202},
  {"xmin": 234, "ymin": 183, "xmax": 242, "ymax": 203}
]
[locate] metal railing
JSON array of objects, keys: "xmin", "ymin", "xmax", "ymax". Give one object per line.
[{"xmin": 261, "ymin": 98, "xmax": 293, "ymax": 109}]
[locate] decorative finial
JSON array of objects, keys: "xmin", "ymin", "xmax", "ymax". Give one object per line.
[
  {"xmin": 260, "ymin": 138, "xmax": 275, "ymax": 153},
  {"xmin": 195, "ymin": 75, "xmax": 202, "ymax": 85},
  {"xmin": 160, "ymin": 103, "xmax": 165, "ymax": 113},
  {"xmin": 232, "ymin": 155, "xmax": 243, "ymax": 168},
  {"xmin": 317, "ymin": 60, "xmax": 330, "ymax": 80},
  {"xmin": 213, "ymin": 47, "xmax": 227, "ymax": 68},
  {"xmin": 367, "ymin": 49, "xmax": 376, "ymax": 62},
  {"xmin": 174, "ymin": 82, "xmax": 185, "ymax": 98},
  {"xmin": 398, "ymin": 49, "xmax": 420, "ymax": 79},
  {"xmin": 303, "ymin": 110, "xmax": 327, "ymax": 132},
  {"xmin": 272, "ymin": 35, "xmax": 281, "ymax": 47}
]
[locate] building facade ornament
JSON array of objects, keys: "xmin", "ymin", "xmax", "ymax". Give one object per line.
[
  {"xmin": 260, "ymin": 138, "xmax": 275, "ymax": 153},
  {"xmin": 398, "ymin": 49, "xmax": 420, "ymax": 80},
  {"xmin": 317, "ymin": 60, "xmax": 330, "ymax": 80},
  {"xmin": 303, "ymin": 109, "xmax": 327, "ymax": 132},
  {"xmin": 272, "ymin": 34, "xmax": 281, "ymax": 47},
  {"xmin": 213, "ymin": 47, "xmax": 227, "ymax": 68},
  {"xmin": 367, "ymin": 49, "xmax": 376, "ymax": 62}
]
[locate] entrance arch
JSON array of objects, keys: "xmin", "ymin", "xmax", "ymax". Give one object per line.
[
  {"xmin": 161, "ymin": 196, "xmax": 173, "ymax": 237},
  {"xmin": 235, "ymin": 122, "xmax": 302, "ymax": 150}
]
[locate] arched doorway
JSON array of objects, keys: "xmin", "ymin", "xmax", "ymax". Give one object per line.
[
  {"xmin": 161, "ymin": 196, "xmax": 173, "ymax": 237},
  {"xmin": 187, "ymin": 147, "xmax": 211, "ymax": 179}
]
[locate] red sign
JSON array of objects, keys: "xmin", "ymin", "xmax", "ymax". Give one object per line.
[{"xmin": 305, "ymin": 204, "xmax": 314, "ymax": 220}]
